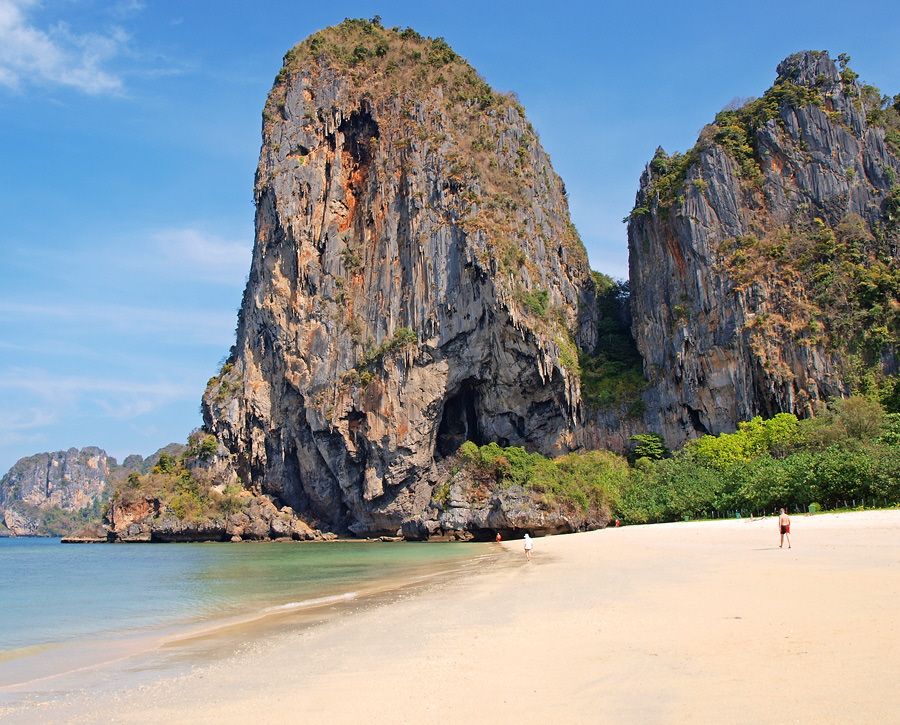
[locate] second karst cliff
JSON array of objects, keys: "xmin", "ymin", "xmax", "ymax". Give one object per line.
[{"xmin": 628, "ymin": 50, "xmax": 900, "ymax": 447}]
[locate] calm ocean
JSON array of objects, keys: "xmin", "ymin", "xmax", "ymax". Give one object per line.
[{"xmin": 0, "ymin": 537, "xmax": 495, "ymax": 696}]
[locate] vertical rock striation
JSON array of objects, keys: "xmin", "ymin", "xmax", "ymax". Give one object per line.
[
  {"xmin": 628, "ymin": 51, "xmax": 900, "ymax": 446},
  {"xmin": 202, "ymin": 21, "xmax": 598, "ymax": 535}
]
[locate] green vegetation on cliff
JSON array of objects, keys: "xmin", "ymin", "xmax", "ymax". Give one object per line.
[
  {"xmin": 455, "ymin": 440, "xmax": 624, "ymax": 522},
  {"xmin": 578, "ymin": 272, "xmax": 645, "ymax": 412},
  {"xmin": 631, "ymin": 61, "xmax": 828, "ymax": 215},
  {"xmin": 110, "ymin": 433, "xmax": 243, "ymax": 522},
  {"xmin": 632, "ymin": 53, "xmax": 899, "ymax": 215},
  {"xmin": 632, "ymin": 51, "xmax": 900, "ymax": 409},
  {"xmin": 721, "ymin": 212, "xmax": 900, "ymax": 405},
  {"xmin": 7, "ymin": 500, "xmax": 106, "ymax": 538},
  {"xmin": 707, "ymin": 76, "xmax": 824, "ymax": 182}
]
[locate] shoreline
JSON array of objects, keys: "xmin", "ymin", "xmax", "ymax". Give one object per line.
[
  {"xmin": 5, "ymin": 509, "xmax": 900, "ymax": 723},
  {"xmin": 0, "ymin": 541, "xmax": 503, "ymax": 710}
]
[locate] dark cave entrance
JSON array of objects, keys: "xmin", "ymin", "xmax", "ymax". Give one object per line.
[
  {"xmin": 338, "ymin": 105, "xmax": 380, "ymax": 168},
  {"xmin": 686, "ymin": 406, "xmax": 710, "ymax": 436},
  {"xmin": 435, "ymin": 380, "xmax": 485, "ymax": 459}
]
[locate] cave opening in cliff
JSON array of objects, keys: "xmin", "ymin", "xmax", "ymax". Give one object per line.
[
  {"xmin": 338, "ymin": 106, "xmax": 380, "ymax": 167},
  {"xmin": 686, "ymin": 406, "xmax": 710, "ymax": 435},
  {"xmin": 435, "ymin": 381, "xmax": 485, "ymax": 459}
]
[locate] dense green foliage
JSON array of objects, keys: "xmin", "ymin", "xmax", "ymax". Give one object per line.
[
  {"xmin": 710, "ymin": 77, "xmax": 824, "ymax": 181},
  {"xmin": 627, "ymin": 433, "xmax": 669, "ymax": 463},
  {"xmin": 578, "ymin": 272, "xmax": 646, "ymax": 412},
  {"xmin": 517, "ymin": 288, "xmax": 550, "ymax": 318},
  {"xmin": 854, "ymin": 57, "xmax": 900, "ymax": 157},
  {"xmin": 340, "ymin": 327, "xmax": 419, "ymax": 389},
  {"xmin": 629, "ymin": 147, "xmax": 699, "ymax": 218},
  {"xmin": 620, "ymin": 397, "xmax": 900, "ymax": 523},
  {"xmin": 359, "ymin": 327, "xmax": 418, "ymax": 368}
]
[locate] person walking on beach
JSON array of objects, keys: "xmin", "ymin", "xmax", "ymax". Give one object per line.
[
  {"xmin": 523, "ymin": 533, "xmax": 533, "ymax": 561},
  {"xmin": 778, "ymin": 508, "xmax": 791, "ymax": 548}
]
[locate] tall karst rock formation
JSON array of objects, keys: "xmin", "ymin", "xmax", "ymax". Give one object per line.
[
  {"xmin": 628, "ymin": 51, "xmax": 900, "ymax": 447},
  {"xmin": 202, "ymin": 20, "xmax": 599, "ymax": 535}
]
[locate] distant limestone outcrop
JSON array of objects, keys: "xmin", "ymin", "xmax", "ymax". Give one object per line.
[
  {"xmin": 0, "ymin": 444, "xmax": 185, "ymax": 536},
  {"xmin": 628, "ymin": 51, "xmax": 900, "ymax": 446},
  {"xmin": 1, "ymin": 447, "xmax": 116, "ymax": 536},
  {"xmin": 201, "ymin": 20, "xmax": 601, "ymax": 537}
]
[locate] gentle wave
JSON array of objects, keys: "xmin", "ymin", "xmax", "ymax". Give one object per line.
[
  {"xmin": 262, "ymin": 592, "xmax": 358, "ymax": 613},
  {"xmin": 0, "ymin": 642, "xmax": 61, "ymax": 665}
]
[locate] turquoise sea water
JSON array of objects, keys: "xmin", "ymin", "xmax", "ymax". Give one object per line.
[{"xmin": 0, "ymin": 537, "xmax": 495, "ymax": 695}]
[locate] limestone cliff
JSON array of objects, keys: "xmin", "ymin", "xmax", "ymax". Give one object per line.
[
  {"xmin": 0, "ymin": 447, "xmax": 114, "ymax": 536},
  {"xmin": 628, "ymin": 51, "xmax": 900, "ymax": 446},
  {"xmin": 202, "ymin": 20, "xmax": 599, "ymax": 536}
]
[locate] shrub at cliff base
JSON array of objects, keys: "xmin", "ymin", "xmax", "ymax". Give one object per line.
[
  {"xmin": 99, "ymin": 399, "xmax": 900, "ymax": 534},
  {"xmin": 444, "ymin": 396, "xmax": 900, "ymax": 524},
  {"xmin": 455, "ymin": 441, "xmax": 626, "ymax": 524},
  {"xmin": 615, "ymin": 459, "xmax": 721, "ymax": 524},
  {"xmin": 456, "ymin": 396, "xmax": 900, "ymax": 527}
]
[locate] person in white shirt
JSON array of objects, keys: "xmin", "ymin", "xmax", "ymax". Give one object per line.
[{"xmin": 524, "ymin": 533, "xmax": 533, "ymax": 561}]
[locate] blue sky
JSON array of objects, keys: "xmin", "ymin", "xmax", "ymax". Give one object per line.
[{"xmin": 1, "ymin": 0, "xmax": 899, "ymax": 474}]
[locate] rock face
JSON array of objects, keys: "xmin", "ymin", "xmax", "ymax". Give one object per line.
[
  {"xmin": 96, "ymin": 492, "xmax": 334, "ymax": 543},
  {"xmin": 401, "ymin": 465, "xmax": 610, "ymax": 541},
  {"xmin": 202, "ymin": 21, "xmax": 598, "ymax": 536},
  {"xmin": 0, "ymin": 447, "xmax": 114, "ymax": 535},
  {"xmin": 628, "ymin": 51, "xmax": 900, "ymax": 447}
]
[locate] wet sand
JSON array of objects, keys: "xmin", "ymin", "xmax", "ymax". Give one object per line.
[{"xmin": 4, "ymin": 510, "xmax": 899, "ymax": 724}]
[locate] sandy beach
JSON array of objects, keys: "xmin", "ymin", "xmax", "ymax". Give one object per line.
[{"xmin": 5, "ymin": 509, "xmax": 899, "ymax": 724}]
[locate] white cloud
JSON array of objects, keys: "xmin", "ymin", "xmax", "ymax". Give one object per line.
[
  {"xmin": 0, "ymin": 406, "xmax": 58, "ymax": 432},
  {"xmin": 0, "ymin": 367, "xmax": 198, "ymax": 419},
  {"xmin": 0, "ymin": 300, "xmax": 237, "ymax": 345},
  {"xmin": 0, "ymin": 0, "xmax": 127, "ymax": 94},
  {"xmin": 152, "ymin": 228, "xmax": 252, "ymax": 285},
  {"xmin": 110, "ymin": 1, "xmax": 144, "ymax": 19}
]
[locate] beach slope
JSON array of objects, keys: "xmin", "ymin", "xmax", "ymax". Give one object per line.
[{"xmin": 8, "ymin": 510, "xmax": 900, "ymax": 724}]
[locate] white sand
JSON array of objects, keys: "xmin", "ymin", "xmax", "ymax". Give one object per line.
[{"xmin": 5, "ymin": 510, "xmax": 900, "ymax": 724}]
